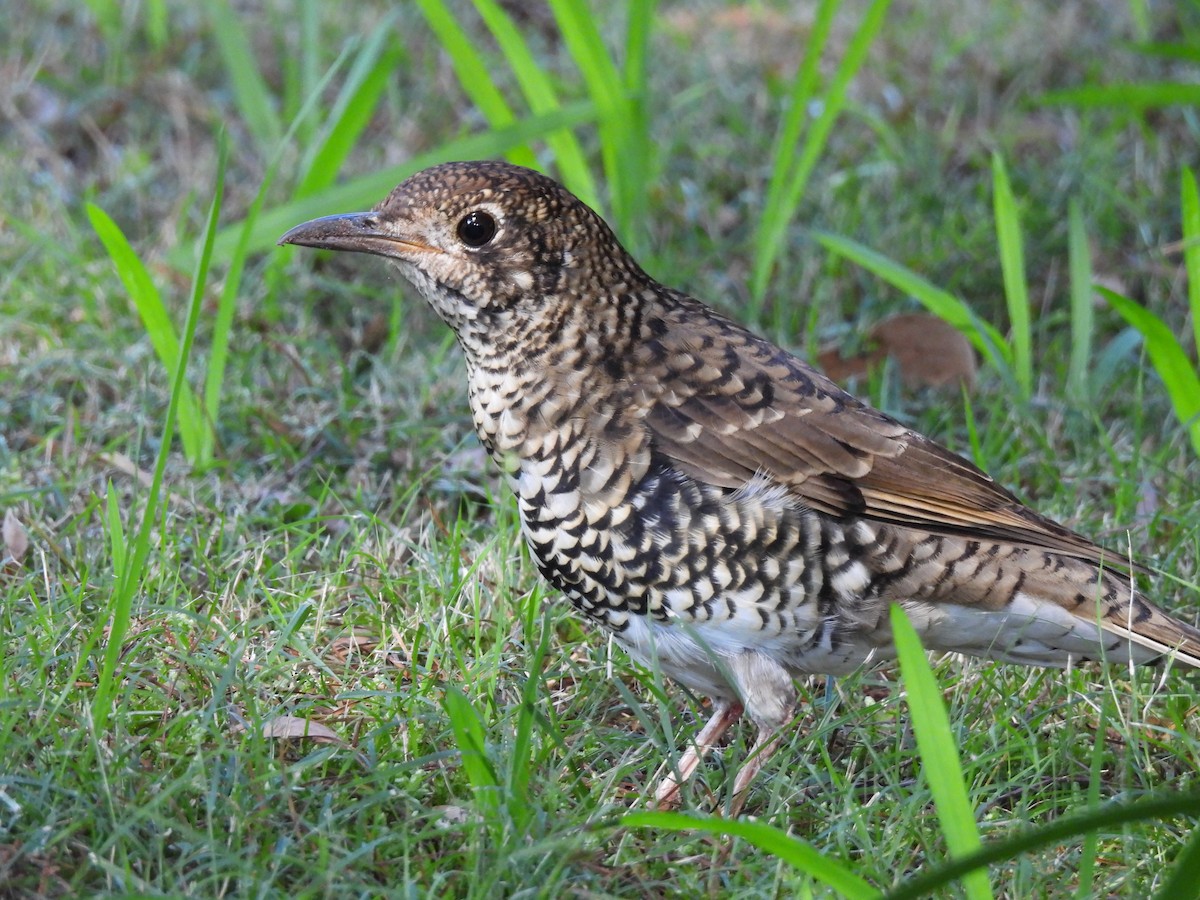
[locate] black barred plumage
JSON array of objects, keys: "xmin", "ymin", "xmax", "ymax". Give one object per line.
[{"xmin": 281, "ymin": 159, "xmax": 1200, "ymax": 811}]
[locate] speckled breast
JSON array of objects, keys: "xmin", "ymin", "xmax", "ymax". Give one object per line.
[{"xmin": 513, "ymin": 450, "xmax": 844, "ymax": 652}]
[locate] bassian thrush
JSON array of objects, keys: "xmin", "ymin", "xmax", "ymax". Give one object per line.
[{"xmin": 280, "ymin": 160, "xmax": 1200, "ymax": 809}]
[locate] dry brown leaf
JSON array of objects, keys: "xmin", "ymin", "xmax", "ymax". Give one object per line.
[
  {"xmin": 1093, "ymin": 271, "xmax": 1129, "ymax": 300},
  {"xmin": 100, "ymin": 451, "xmax": 154, "ymax": 488},
  {"xmin": 326, "ymin": 634, "xmax": 377, "ymax": 667},
  {"xmin": 1135, "ymin": 476, "xmax": 1159, "ymax": 530},
  {"xmin": 3, "ymin": 509, "xmax": 29, "ymax": 567},
  {"xmin": 433, "ymin": 805, "xmax": 479, "ymax": 827},
  {"xmin": 819, "ymin": 313, "xmax": 976, "ymax": 390},
  {"xmin": 98, "ymin": 451, "xmax": 199, "ymax": 513},
  {"xmin": 360, "ymin": 312, "xmax": 390, "ymax": 356},
  {"xmin": 261, "ymin": 715, "xmax": 341, "ymax": 743},
  {"xmin": 259, "ymin": 715, "xmax": 372, "ymax": 768}
]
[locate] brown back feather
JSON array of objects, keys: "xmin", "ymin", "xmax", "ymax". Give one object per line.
[{"xmin": 636, "ymin": 293, "xmax": 1131, "ymax": 569}]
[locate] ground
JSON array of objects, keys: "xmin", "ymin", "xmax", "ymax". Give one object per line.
[{"xmin": 2, "ymin": 1, "xmax": 1199, "ymax": 896}]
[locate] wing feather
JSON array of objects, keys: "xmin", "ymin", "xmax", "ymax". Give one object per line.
[{"xmin": 635, "ymin": 297, "xmax": 1123, "ymax": 567}]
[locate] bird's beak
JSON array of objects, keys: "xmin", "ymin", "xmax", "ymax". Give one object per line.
[{"xmin": 278, "ymin": 213, "xmax": 434, "ymax": 259}]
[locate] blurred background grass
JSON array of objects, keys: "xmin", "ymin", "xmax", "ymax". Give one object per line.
[{"xmin": 2, "ymin": 1, "xmax": 1199, "ymax": 896}]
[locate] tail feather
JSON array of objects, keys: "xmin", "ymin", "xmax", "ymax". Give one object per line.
[
  {"xmin": 890, "ymin": 526, "xmax": 1200, "ymax": 670},
  {"xmin": 1099, "ymin": 611, "xmax": 1200, "ymax": 670}
]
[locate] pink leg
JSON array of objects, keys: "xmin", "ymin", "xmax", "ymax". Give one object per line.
[
  {"xmin": 727, "ymin": 727, "xmax": 785, "ymax": 817},
  {"xmin": 654, "ymin": 699, "xmax": 744, "ymax": 809}
]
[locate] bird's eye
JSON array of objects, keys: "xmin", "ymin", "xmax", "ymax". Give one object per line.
[{"xmin": 456, "ymin": 210, "xmax": 497, "ymax": 248}]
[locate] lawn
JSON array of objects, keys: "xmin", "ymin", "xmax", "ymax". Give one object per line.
[{"xmin": 2, "ymin": 1, "xmax": 1200, "ymax": 896}]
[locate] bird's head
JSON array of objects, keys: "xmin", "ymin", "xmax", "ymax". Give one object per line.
[{"xmin": 279, "ymin": 160, "xmax": 646, "ymax": 338}]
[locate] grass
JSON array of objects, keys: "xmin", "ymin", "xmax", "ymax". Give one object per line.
[{"xmin": 3, "ymin": 0, "xmax": 1200, "ymax": 896}]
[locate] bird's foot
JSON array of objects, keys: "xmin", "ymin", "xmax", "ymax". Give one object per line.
[{"xmin": 652, "ymin": 699, "xmax": 744, "ymax": 809}]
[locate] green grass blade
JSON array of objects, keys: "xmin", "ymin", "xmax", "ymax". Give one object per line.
[
  {"xmin": 1181, "ymin": 167, "xmax": 1200, "ymax": 358},
  {"xmin": 621, "ymin": 811, "xmax": 879, "ymax": 899},
  {"xmin": 1152, "ymin": 820, "xmax": 1200, "ymax": 900},
  {"xmin": 507, "ymin": 596, "xmax": 550, "ymax": 833},
  {"xmin": 104, "ymin": 480, "xmax": 126, "ymax": 574},
  {"xmin": 86, "ymin": 205, "xmax": 206, "ymax": 462},
  {"xmin": 295, "ymin": 26, "xmax": 404, "ymax": 198},
  {"xmin": 230, "ymin": 31, "xmax": 367, "ymax": 326},
  {"xmin": 543, "ymin": 0, "xmax": 624, "ymax": 137},
  {"xmin": 296, "ymin": 0, "xmax": 320, "ymax": 145},
  {"xmin": 143, "ymin": 0, "xmax": 167, "ymax": 50},
  {"xmin": 443, "ymin": 687, "xmax": 501, "ymax": 822},
  {"xmin": 1039, "ymin": 82, "xmax": 1200, "ymax": 109},
  {"xmin": 470, "ymin": 0, "xmax": 600, "ymax": 210},
  {"xmin": 619, "ymin": 0, "xmax": 656, "ymax": 239},
  {"xmin": 991, "ymin": 154, "xmax": 1033, "ymax": 400},
  {"xmin": 547, "ymin": 0, "xmax": 638, "ymax": 240},
  {"xmin": 415, "ymin": 0, "xmax": 539, "ymax": 171},
  {"xmin": 213, "ymin": 191, "xmax": 277, "ymax": 414},
  {"xmin": 1074, "ymin": 700, "xmax": 1107, "ymax": 899},
  {"xmin": 1132, "ymin": 42, "xmax": 1200, "ymax": 64},
  {"xmin": 961, "ymin": 384, "xmax": 983, "ymax": 464},
  {"xmin": 206, "ymin": 0, "xmax": 282, "ymax": 152},
  {"xmin": 750, "ymin": 0, "xmax": 892, "ymax": 308},
  {"xmin": 757, "ymin": 0, "xmax": 838, "ymax": 242},
  {"xmin": 890, "ymin": 605, "xmax": 993, "ymax": 900},
  {"xmin": 885, "ymin": 791, "xmax": 1200, "ymax": 900},
  {"xmin": 813, "ymin": 230, "xmax": 1014, "ymax": 378},
  {"xmin": 1067, "ymin": 199, "xmax": 1094, "ymax": 402},
  {"xmin": 762, "ymin": 0, "xmax": 839, "ymax": 214},
  {"xmin": 86, "ymin": 205, "xmax": 175, "ymax": 349},
  {"xmin": 83, "ymin": 0, "xmax": 117, "ymax": 26},
  {"xmin": 200, "ymin": 103, "xmax": 598, "ymax": 268},
  {"xmin": 415, "ymin": 0, "xmax": 512, "ymax": 121},
  {"xmin": 750, "ymin": 0, "xmax": 847, "ymax": 309},
  {"xmin": 205, "ymin": 182, "xmax": 267, "ymax": 427},
  {"xmin": 1101, "ymin": 286, "xmax": 1200, "ymax": 457},
  {"xmin": 85, "ymin": 0, "xmax": 130, "ymax": 82},
  {"xmin": 84, "ymin": 0, "xmax": 120, "ymax": 36},
  {"xmin": 1126, "ymin": 0, "xmax": 1150, "ymax": 42},
  {"xmin": 182, "ymin": 139, "xmax": 229, "ymax": 466},
  {"xmin": 91, "ymin": 145, "xmax": 226, "ymax": 732}
]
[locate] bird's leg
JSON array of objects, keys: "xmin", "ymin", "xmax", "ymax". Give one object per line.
[
  {"xmin": 727, "ymin": 725, "xmax": 787, "ymax": 817},
  {"xmin": 654, "ymin": 698, "xmax": 744, "ymax": 809},
  {"xmin": 723, "ymin": 650, "xmax": 797, "ymax": 815}
]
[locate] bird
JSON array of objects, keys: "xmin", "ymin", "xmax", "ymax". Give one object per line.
[{"xmin": 280, "ymin": 159, "xmax": 1200, "ymax": 810}]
